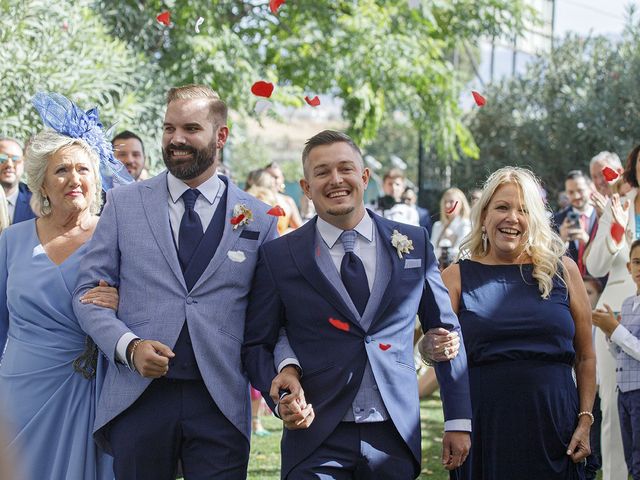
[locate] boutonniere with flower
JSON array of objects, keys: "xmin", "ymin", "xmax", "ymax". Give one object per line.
[
  {"xmin": 230, "ymin": 204, "xmax": 253, "ymax": 230},
  {"xmin": 390, "ymin": 229, "xmax": 414, "ymax": 259}
]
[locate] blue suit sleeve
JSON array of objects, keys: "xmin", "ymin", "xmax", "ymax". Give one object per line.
[
  {"xmin": 418, "ymin": 228, "xmax": 472, "ymax": 422},
  {"xmin": 242, "ymin": 245, "xmax": 285, "ymax": 409},
  {"xmin": 0, "ymin": 232, "xmax": 9, "ymax": 352},
  {"xmin": 72, "ymin": 190, "xmax": 129, "ymax": 365}
]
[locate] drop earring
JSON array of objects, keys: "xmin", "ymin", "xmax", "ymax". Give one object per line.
[{"xmin": 481, "ymin": 226, "xmax": 488, "ymax": 253}]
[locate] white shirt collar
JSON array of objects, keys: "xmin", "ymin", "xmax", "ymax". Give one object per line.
[
  {"xmin": 316, "ymin": 212, "xmax": 373, "ymax": 249},
  {"xmin": 6, "ymin": 188, "xmax": 18, "ymax": 206},
  {"xmin": 167, "ymin": 172, "xmax": 222, "ymax": 205}
]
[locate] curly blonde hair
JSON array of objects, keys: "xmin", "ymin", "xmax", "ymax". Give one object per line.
[{"xmin": 459, "ymin": 166, "xmax": 566, "ymax": 299}]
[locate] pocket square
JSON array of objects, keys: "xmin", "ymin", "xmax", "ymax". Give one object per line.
[
  {"xmin": 404, "ymin": 258, "xmax": 421, "ymax": 269},
  {"xmin": 239, "ymin": 230, "xmax": 260, "ymax": 240}
]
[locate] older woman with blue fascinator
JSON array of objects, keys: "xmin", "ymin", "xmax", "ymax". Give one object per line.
[{"xmin": 0, "ymin": 93, "xmax": 132, "ymax": 480}]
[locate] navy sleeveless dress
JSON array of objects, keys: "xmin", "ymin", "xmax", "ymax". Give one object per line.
[{"xmin": 455, "ymin": 259, "xmax": 585, "ymax": 480}]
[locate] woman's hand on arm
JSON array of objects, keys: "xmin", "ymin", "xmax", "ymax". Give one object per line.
[{"xmin": 79, "ymin": 279, "xmax": 119, "ymax": 311}]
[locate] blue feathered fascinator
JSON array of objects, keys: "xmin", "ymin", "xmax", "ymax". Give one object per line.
[{"xmin": 32, "ymin": 92, "xmax": 133, "ymax": 191}]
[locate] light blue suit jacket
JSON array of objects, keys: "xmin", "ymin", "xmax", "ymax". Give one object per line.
[{"xmin": 73, "ymin": 172, "xmax": 278, "ymax": 452}]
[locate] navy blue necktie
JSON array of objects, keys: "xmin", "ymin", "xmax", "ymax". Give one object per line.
[
  {"xmin": 178, "ymin": 189, "xmax": 203, "ymax": 272},
  {"xmin": 340, "ymin": 230, "xmax": 370, "ymax": 316}
]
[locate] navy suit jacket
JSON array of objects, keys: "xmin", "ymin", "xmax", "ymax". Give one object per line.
[
  {"xmin": 12, "ymin": 183, "xmax": 36, "ymax": 224},
  {"xmin": 242, "ymin": 210, "xmax": 471, "ymax": 477}
]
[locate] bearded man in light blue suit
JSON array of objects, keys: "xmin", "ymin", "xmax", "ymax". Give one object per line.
[{"xmin": 73, "ymin": 84, "xmax": 279, "ymax": 480}]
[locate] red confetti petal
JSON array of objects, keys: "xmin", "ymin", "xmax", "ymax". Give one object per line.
[
  {"xmin": 471, "ymin": 91, "xmax": 486, "ymax": 107},
  {"xmin": 62, "ymin": 21, "xmax": 69, "ymax": 31},
  {"xmin": 270, "ymin": 0, "xmax": 286, "ymax": 14},
  {"xmin": 304, "ymin": 95, "xmax": 321, "ymax": 107},
  {"xmin": 379, "ymin": 343, "xmax": 392, "ymax": 351},
  {"xmin": 602, "ymin": 166, "xmax": 620, "ymax": 182},
  {"xmin": 328, "ymin": 317, "xmax": 350, "ymax": 332},
  {"xmin": 230, "ymin": 214, "xmax": 245, "ymax": 225},
  {"xmin": 445, "ymin": 201, "xmax": 459, "ymax": 215},
  {"xmin": 267, "ymin": 205, "xmax": 286, "ymax": 217},
  {"xmin": 156, "ymin": 11, "xmax": 171, "ymax": 26},
  {"xmin": 251, "ymin": 81, "xmax": 274, "ymax": 98},
  {"xmin": 611, "ymin": 222, "xmax": 625, "ymax": 244}
]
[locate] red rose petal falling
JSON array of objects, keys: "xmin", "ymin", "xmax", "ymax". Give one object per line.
[
  {"xmin": 471, "ymin": 91, "xmax": 486, "ymax": 107},
  {"xmin": 445, "ymin": 201, "xmax": 459, "ymax": 215},
  {"xmin": 267, "ymin": 205, "xmax": 286, "ymax": 217},
  {"xmin": 379, "ymin": 343, "xmax": 392, "ymax": 351},
  {"xmin": 156, "ymin": 11, "xmax": 171, "ymax": 26},
  {"xmin": 230, "ymin": 214, "xmax": 245, "ymax": 225},
  {"xmin": 251, "ymin": 81, "xmax": 275, "ymax": 98},
  {"xmin": 611, "ymin": 222, "xmax": 625, "ymax": 244},
  {"xmin": 304, "ymin": 95, "xmax": 321, "ymax": 107},
  {"xmin": 270, "ymin": 0, "xmax": 286, "ymax": 14},
  {"xmin": 328, "ymin": 317, "xmax": 350, "ymax": 332},
  {"xmin": 602, "ymin": 166, "xmax": 619, "ymax": 182}
]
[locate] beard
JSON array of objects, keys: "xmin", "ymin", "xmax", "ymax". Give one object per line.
[
  {"xmin": 326, "ymin": 206, "xmax": 355, "ymax": 217},
  {"xmin": 162, "ymin": 140, "xmax": 217, "ymax": 180}
]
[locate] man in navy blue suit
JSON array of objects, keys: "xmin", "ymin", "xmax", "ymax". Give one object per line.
[
  {"xmin": 553, "ymin": 170, "xmax": 598, "ymax": 276},
  {"xmin": 0, "ymin": 138, "xmax": 35, "ymax": 224},
  {"xmin": 243, "ymin": 130, "xmax": 471, "ymax": 479}
]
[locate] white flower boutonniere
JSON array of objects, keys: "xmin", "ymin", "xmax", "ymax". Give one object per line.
[
  {"xmin": 230, "ymin": 204, "xmax": 253, "ymax": 230},
  {"xmin": 391, "ymin": 229, "xmax": 414, "ymax": 259}
]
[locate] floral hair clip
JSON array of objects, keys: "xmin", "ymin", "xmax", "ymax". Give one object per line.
[{"xmin": 31, "ymin": 92, "xmax": 133, "ymax": 191}]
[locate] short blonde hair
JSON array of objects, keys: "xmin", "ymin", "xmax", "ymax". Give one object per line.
[
  {"xmin": 439, "ymin": 187, "xmax": 471, "ymax": 222},
  {"xmin": 166, "ymin": 84, "xmax": 228, "ymax": 124},
  {"xmin": 25, "ymin": 130, "xmax": 102, "ymax": 216},
  {"xmin": 460, "ymin": 166, "xmax": 566, "ymax": 299}
]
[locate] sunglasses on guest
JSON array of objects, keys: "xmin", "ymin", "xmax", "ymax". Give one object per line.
[{"xmin": 0, "ymin": 153, "xmax": 22, "ymax": 163}]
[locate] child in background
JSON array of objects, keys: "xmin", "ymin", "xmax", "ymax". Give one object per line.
[{"xmin": 592, "ymin": 239, "xmax": 640, "ymax": 480}]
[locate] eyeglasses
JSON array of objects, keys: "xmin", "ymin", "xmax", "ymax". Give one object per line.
[{"xmin": 0, "ymin": 153, "xmax": 22, "ymax": 163}]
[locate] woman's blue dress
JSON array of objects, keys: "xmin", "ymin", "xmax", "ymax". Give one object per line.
[
  {"xmin": 456, "ymin": 259, "xmax": 584, "ymax": 480},
  {"xmin": 0, "ymin": 220, "xmax": 112, "ymax": 480}
]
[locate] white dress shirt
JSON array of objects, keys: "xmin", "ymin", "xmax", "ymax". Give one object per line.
[
  {"xmin": 115, "ymin": 173, "xmax": 226, "ymax": 366},
  {"xmin": 610, "ymin": 295, "xmax": 640, "ymax": 362}
]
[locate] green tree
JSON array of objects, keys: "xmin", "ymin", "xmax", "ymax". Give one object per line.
[
  {"xmin": 0, "ymin": 0, "xmax": 166, "ymax": 167},
  {"xmin": 94, "ymin": 0, "xmax": 530, "ymax": 160},
  {"xmin": 455, "ymin": 9, "xmax": 640, "ymax": 204}
]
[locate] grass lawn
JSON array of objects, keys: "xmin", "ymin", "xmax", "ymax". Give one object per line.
[{"xmin": 247, "ymin": 396, "xmax": 450, "ymax": 480}]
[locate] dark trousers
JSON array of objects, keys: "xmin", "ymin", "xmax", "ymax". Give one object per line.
[
  {"xmin": 108, "ymin": 378, "xmax": 249, "ymax": 480},
  {"xmin": 287, "ymin": 420, "xmax": 416, "ymax": 479},
  {"xmin": 618, "ymin": 389, "xmax": 640, "ymax": 480},
  {"xmin": 585, "ymin": 392, "xmax": 602, "ymax": 480}
]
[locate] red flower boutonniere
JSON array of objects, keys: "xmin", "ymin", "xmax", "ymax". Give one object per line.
[{"xmin": 231, "ymin": 204, "xmax": 253, "ymax": 230}]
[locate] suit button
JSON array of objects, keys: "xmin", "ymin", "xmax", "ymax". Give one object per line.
[
  {"xmin": 365, "ymin": 336, "xmax": 372, "ymax": 343},
  {"xmin": 355, "ymin": 407, "xmax": 363, "ymax": 413},
  {"xmin": 372, "ymin": 385, "xmax": 378, "ymax": 391},
  {"xmin": 186, "ymin": 297, "xmax": 193, "ymax": 305}
]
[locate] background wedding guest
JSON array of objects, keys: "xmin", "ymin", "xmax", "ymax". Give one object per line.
[
  {"xmin": 554, "ymin": 170, "xmax": 598, "ymax": 275},
  {"xmin": 590, "ymin": 151, "xmax": 623, "ymax": 218},
  {"xmin": 111, "ymin": 130, "xmax": 149, "ymax": 181},
  {"xmin": 402, "ymin": 186, "xmax": 432, "ymax": 234},
  {"xmin": 430, "ymin": 187, "xmax": 471, "ymax": 265},
  {"xmin": 435, "ymin": 166, "xmax": 595, "ymax": 479},
  {"xmin": 0, "ymin": 92, "xmax": 125, "ymax": 480},
  {"xmin": 265, "ymin": 161, "xmax": 302, "ymax": 233},
  {"xmin": 0, "ymin": 137, "xmax": 36, "ymax": 224},
  {"xmin": 585, "ymin": 145, "xmax": 640, "ymax": 480}
]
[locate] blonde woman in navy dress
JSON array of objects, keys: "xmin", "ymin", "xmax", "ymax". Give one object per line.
[{"xmin": 440, "ymin": 167, "xmax": 596, "ymax": 479}]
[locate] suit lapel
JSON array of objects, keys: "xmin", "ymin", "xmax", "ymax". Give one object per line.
[
  {"xmin": 140, "ymin": 173, "xmax": 186, "ymax": 289},
  {"xmin": 370, "ymin": 215, "xmax": 405, "ymax": 327},
  {"xmin": 288, "ymin": 219, "xmax": 361, "ymax": 330}
]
